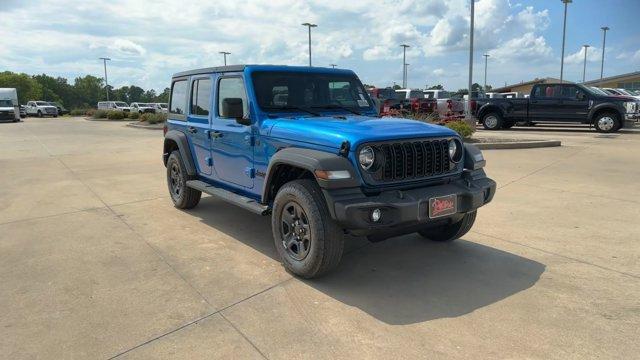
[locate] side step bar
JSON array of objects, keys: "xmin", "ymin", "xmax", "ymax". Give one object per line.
[{"xmin": 186, "ymin": 180, "xmax": 270, "ymax": 216}]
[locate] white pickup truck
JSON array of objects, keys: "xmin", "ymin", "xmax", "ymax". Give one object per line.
[
  {"xmin": 25, "ymin": 101, "xmax": 58, "ymax": 117},
  {"xmin": 0, "ymin": 88, "xmax": 21, "ymax": 122},
  {"xmin": 423, "ymin": 89, "xmax": 465, "ymax": 119}
]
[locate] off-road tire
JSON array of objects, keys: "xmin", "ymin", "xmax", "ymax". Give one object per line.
[
  {"xmin": 482, "ymin": 112, "xmax": 503, "ymax": 130},
  {"xmin": 166, "ymin": 150, "xmax": 201, "ymax": 209},
  {"xmin": 418, "ymin": 211, "xmax": 477, "ymax": 242},
  {"xmin": 593, "ymin": 112, "xmax": 620, "ymax": 133},
  {"xmin": 271, "ymin": 179, "xmax": 344, "ymax": 278}
]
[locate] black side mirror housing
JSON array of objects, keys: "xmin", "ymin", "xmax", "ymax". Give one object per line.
[{"xmin": 222, "ymin": 98, "xmax": 250, "ymax": 125}]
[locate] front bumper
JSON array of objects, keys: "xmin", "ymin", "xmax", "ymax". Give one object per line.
[
  {"xmin": 624, "ymin": 113, "xmax": 640, "ymax": 127},
  {"xmin": 323, "ymin": 169, "xmax": 496, "ymax": 235}
]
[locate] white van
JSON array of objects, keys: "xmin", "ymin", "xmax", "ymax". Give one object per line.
[
  {"xmin": 0, "ymin": 88, "xmax": 21, "ymax": 122},
  {"xmin": 97, "ymin": 101, "xmax": 131, "ymax": 112}
]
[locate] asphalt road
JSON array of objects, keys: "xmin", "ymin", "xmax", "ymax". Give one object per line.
[{"xmin": 1, "ymin": 117, "xmax": 638, "ymax": 359}]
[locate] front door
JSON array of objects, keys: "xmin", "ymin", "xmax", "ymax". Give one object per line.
[
  {"xmin": 210, "ymin": 75, "xmax": 254, "ymax": 189},
  {"xmin": 186, "ymin": 76, "xmax": 213, "ymax": 176},
  {"xmin": 558, "ymin": 85, "xmax": 590, "ymax": 122}
]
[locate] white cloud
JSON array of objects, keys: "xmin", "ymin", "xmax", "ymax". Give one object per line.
[
  {"xmin": 564, "ymin": 46, "xmax": 601, "ymax": 65},
  {"xmin": 432, "ymin": 68, "xmax": 445, "ymax": 76},
  {"xmin": 491, "ymin": 33, "xmax": 552, "ymax": 62}
]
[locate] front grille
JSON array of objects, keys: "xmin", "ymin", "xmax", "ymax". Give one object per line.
[
  {"xmin": 368, "ymin": 139, "xmax": 455, "ymax": 183},
  {"xmin": 45, "ymin": 108, "xmax": 56, "ymax": 114},
  {"xmin": 0, "ymin": 111, "xmax": 13, "ymax": 120}
]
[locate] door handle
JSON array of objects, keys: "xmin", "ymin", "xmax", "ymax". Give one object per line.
[
  {"xmin": 187, "ymin": 126, "xmax": 197, "ymax": 134},
  {"xmin": 211, "ymin": 131, "xmax": 223, "ymax": 138}
]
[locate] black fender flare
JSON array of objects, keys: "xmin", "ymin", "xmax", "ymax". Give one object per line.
[
  {"xmin": 163, "ymin": 130, "xmax": 197, "ymax": 176},
  {"xmin": 588, "ymin": 103, "xmax": 624, "ymax": 123},
  {"xmin": 261, "ymin": 147, "xmax": 360, "ymax": 203},
  {"xmin": 477, "ymin": 104, "xmax": 504, "ymax": 122}
]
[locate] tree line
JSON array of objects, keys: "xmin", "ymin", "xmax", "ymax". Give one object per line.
[{"xmin": 0, "ymin": 71, "xmax": 169, "ymax": 109}]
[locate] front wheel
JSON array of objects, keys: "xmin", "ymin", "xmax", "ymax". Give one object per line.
[
  {"xmin": 271, "ymin": 179, "xmax": 344, "ymax": 278},
  {"xmin": 418, "ymin": 211, "xmax": 477, "ymax": 242},
  {"xmin": 482, "ymin": 112, "xmax": 503, "ymax": 130},
  {"xmin": 593, "ymin": 112, "xmax": 620, "ymax": 133},
  {"xmin": 37, "ymin": 110, "xmax": 42, "ymax": 118}
]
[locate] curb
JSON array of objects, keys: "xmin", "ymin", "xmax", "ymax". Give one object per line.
[
  {"xmin": 473, "ymin": 139, "xmax": 561, "ymax": 150},
  {"xmin": 126, "ymin": 122, "xmax": 164, "ymax": 130},
  {"xmin": 84, "ymin": 117, "xmax": 131, "ymax": 122}
]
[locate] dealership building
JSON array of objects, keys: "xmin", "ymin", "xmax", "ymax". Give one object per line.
[{"xmin": 492, "ymin": 71, "xmax": 640, "ymax": 94}]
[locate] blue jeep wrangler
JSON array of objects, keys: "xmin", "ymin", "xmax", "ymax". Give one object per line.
[{"xmin": 163, "ymin": 65, "xmax": 496, "ymax": 278}]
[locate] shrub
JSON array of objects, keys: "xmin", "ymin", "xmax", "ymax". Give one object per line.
[
  {"xmin": 70, "ymin": 109, "xmax": 86, "ymax": 116},
  {"xmin": 92, "ymin": 109, "xmax": 108, "ymax": 119},
  {"xmin": 445, "ymin": 120, "xmax": 475, "ymax": 139},
  {"xmin": 140, "ymin": 113, "xmax": 167, "ymax": 124},
  {"xmin": 85, "ymin": 108, "xmax": 96, "ymax": 117},
  {"xmin": 128, "ymin": 111, "xmax": 140, "ymax": 119},
  {"xmin": 106, "ymin": 110, "xmax": 126, "ymax": 120}
]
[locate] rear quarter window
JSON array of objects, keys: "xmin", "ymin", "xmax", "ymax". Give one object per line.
[{"xmin": 170, "ymin": 79, "xmax": 188, "ymax": 118}]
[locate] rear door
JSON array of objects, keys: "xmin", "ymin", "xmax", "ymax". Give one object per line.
[
  {"xmin": 186, "ymin": 76, "xmax": 214, "ymax": 176},
  {"xmin": 529, "ymin": 84, "xmax": 563, "ymax": 121},
  {"xmin": 210, "ymin": 74, "xmax": 254, "ymax": 189}
]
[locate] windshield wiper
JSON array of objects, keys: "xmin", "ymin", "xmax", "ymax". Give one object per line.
[
  {"xmin": 311, "ymin": 104, "xmax": 362, "ymax": 115},
  {"xmin": 262, "ymin": 105, "xmax": 321, "ymax": 116}
]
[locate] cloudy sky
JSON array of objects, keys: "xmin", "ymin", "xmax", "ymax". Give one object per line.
[{"xmin": 2, "ymin": 0, "xmax": 639, "ymax": 91}]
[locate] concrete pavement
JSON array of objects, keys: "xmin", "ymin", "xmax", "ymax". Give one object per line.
[{"xmin": 1, "ymin": 117, "xmax": 638, "ymax": 359}]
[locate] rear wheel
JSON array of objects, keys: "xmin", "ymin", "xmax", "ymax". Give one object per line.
[
  {"xmin": 418, "ymin": 211, "xmax": 477, "ymax": 242},
  {"xmin": 272, "ymin": 179, "xmax": 344, "ymax": 278},
  {"xmin": 166, "ymin": 151, "xmax": 201, "ymax": 209},
  {"xmin": 482, "ymin": 112, "xmax": 503, "ymax": 130},
  {"xmin": 593, "ymin": 112, "xmax": 620, "ymax": 133}
]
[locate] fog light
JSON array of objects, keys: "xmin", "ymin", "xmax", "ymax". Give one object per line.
[{"xmin": 371, "ymin": 208, "xmax": 382, "ymax": 222}]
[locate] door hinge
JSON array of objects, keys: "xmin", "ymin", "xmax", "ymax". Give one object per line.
[{"xmin": 245, "ymin": 167, "xmax": 255, "ymax": 178}]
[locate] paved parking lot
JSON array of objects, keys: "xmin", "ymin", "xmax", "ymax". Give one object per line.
[{"xmin": 1, "ymin": 117, "xmax": 639, "ymax": 359}]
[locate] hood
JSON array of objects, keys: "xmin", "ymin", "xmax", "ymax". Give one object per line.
[
  {"xmin": 267, "ymin": 115, "xmax": 457, "ymax": 150},
  {"xmin": 600, "ymin": 95, "xmax": 638, "ymax": 102}
]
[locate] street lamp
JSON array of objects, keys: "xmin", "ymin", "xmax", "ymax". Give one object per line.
[
  {"xmin": 400, "ymin": 44, "xmax": 410, "ymax": 88},
  {"xmin": 99, "ymin": 57, "xmax": 111, "ymax": 101},
  {"xmin": 559, "ymin": 0, "xmax": 572, "ymax": 83},
  {"xmin": 582, "ymin": 45, "xmax": 590, "ymax": 82},
  {"xmin": 405, "ymin": 63, "xmax": 410, "ymax": 87},
  {"xmin": 467, "ymin": 0, "xmax": 475, "ymax": 117},
  {"xmin": 301, "ymin": 23, "xmax": 317, "ymax": 66},
  {"xmin": 483, "ymin": 54, "xmax": 490, "ymax": 91},
  {"xmin": 600, "ymin": 26, "xmax": 609, "ymax": 83},
  {"xmin": 329, "ymin": 64, "xmax": 337, "ymax": 68},
  {"xmin": 219, "ymin": 51, "xmax": 230, "ymax": 66}
]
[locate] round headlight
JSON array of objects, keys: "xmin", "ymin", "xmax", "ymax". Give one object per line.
[
  {"xmin": 359, "ymin": 146, "xmax": 375, "ymax": 170},
  {"xmin": 448, "ymin": 139, "xmax": 463, "ymax": 163}
]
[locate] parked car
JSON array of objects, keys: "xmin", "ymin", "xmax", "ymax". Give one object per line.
[
  {"xmin": 502, "ymin": 92, "xmax": 523, "ymax": 99},
  {"xmin": 475, "ymin": 83, "xmax": 640, "ymax": 132},
  {"xmin": 47, "ymin": 102, "xmax": 69, "ymax": 115},
  {"xmin": 97, "ymin": 101, "xmax": 131, "ymax": 112},
  {"xmin": 423, "ymin": 89, "xmax": 465, "ymax": 119},
  {"xmin": 152, "ymin": 103, "xmax": 168, "ymax": 114},
  {"xmin": 130, "ymin": 102, "xmax": 157, "ymax": 113},
  {"xmin": 394, "ymin": 89, "xmax": 437, "ymax": 114},
  {"xmin": 366, "ymin": 87, "xmax": 399, "ymax": 114},
  {"xmin": 19, "ymin": 105, "xmax": 26, "ymax": 118},
  {"xmin": 612, "ymin": 88, "xmax": 640, "ymax": 100},
  {"xmin": 25, "ymin": 101, "xmax": 58, "ymax": 117},
  {"xmin": 0, "ymin": 88, "xmax": 21, "ymax": 122},
  {"xmin": 162, "ymin": 64, "xmax": 495, "ymax": 278}
]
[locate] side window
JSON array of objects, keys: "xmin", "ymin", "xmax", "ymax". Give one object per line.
[
  {"xmin": 170, "ymin": 80, "xmax": 188, "ymax": 115},
  {"xmin": 533, "ymin": 85, "xmax": 561, "ymax": 98},
  {"xmin": 218, "ymin": 77, "xmax": 248, "ymax": 118},
  {"xmin": 190, "ymin": 78, "xmax": 212, "ymax": 116},
  {"xmin": 562, "ymin": 85, "xmax": 584, "ymax": 99}
]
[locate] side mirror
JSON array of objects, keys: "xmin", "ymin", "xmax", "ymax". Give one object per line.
[{"xmin": 222, "ymin": 98, "xmax": 250, "ymax": 125}]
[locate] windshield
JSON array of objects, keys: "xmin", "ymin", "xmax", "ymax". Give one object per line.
[
  {"xmin": 0, "ymin": 100, "xmax": 13, "ymax": 107},
  {"xmin": 252, "ymin": 71, "xmax": 374, "ymax": 114},
  {"xmin": 137, "ymin": 103, "xmax": 150, "ymax": 107},
  {"xmin": 35, "ymin": 101, "xmax": 49, "ymax": 106},
  {"xmin": 115, "ymin": 102, "xmax": 128, "ymax": 107}
]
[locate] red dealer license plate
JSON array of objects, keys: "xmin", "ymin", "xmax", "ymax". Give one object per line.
[{"xmin": 428, "ymin": 194, "xmax": 457, "ymax": 219}]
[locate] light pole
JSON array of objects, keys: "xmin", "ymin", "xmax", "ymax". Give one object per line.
[
  {"xmin": 329, "ymin": 64, "xmax": 337, "ymax": 68},
  {"xmin": 483, "ymin": 54, "xmax": 489, "ymax": 91},
  {"xmin": 467, "ymin": 0, "xmax": 475, "ymax": 117},
  {"xmin": 582, "ymin": 45, "xmax": 590, "ymax": 82},
  {"xmin": 99, "ymin": 57, "xmax": 111, "ymax": 101},
  {"xmin": 405, "ymin": 63, "xmax": 410, "ymax": 87},
  {"xmin": 301, "ymin": 23, "xmax": 317, "ymax": 66},
  {"xmin": 400, "ymin": 44, "xmax": 410, "ymax": 88},
  {"xmin": 559, "ymin": 0, "xmax": 572, "ymax": 83},
  {"xmin": 600, "ymin": 26, "xmax": 609, "ymax": 84},
  {"xmin": 219, "ymin": 51, "xmax": 230, "ymax": 66}
]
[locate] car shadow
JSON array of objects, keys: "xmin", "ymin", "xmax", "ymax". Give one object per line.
[{"xmin": 190, "ymin": 196, "xmax": 545, "ymax": 325}]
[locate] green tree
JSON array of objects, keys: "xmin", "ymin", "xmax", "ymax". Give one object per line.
[
  {"xmin": 141, "ymin": 89, "xmax": 157, "ymax": 102},
  {"xmin": 156, "ymin": 87, "xmax": 170, "ymax": 103},
  {"xmin": 0, "ymin": 71, "xmax": 43, "ymax": 104},
  {"xmin": 127, "ymin": 85, "xmax": 145, "ymax": 102},
  {"xmin": 73, "ymin": 75, "xmax": 104, "ymax": 108},
  {"xmin": 427, "ymin": 84, "xmax": 444, "ymax": 90}
]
